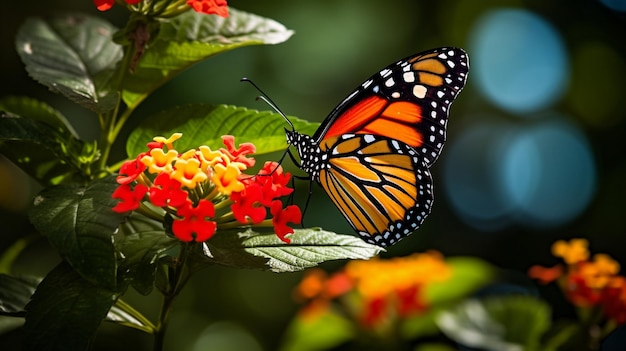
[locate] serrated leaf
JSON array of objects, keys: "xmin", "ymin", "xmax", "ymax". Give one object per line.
[
  {"xmin": 28, "ymin": 176, "xmax": 124, "ymax": 290},
  {"xmin": 436, "ymin": 295, "xmax": 552, "ymax": 351},
  {"xmin": 0, "ymin": 96, "xmax": 78, "ymax": 138},
  {"xmin": 123, "ymin": 7, "xmax": 294, "ymax": 108},
  {"xmin": 116, "ymin": 215, "xmax": 178, "ymax": 295},
  {"xmin": 0, "ymin": 274, "xmax": 40, "ymax": 316},
  {"xmin": 16, "ymin": 13, "xmax": 122, "ymax": 113},
  {"xmin": 0, "ymin": 112, "xmax": 87, "ymax": 185},
  {"xmin": 24, "ymin": 262, "xmax": 116, "ymax": 351},
  {"xmin": 204, "ymin": 228, "xmax": 382, "ymax": 273},
  {"xmin": 126, "ymin": 104, "xmax": 319, "ymax": 157}
]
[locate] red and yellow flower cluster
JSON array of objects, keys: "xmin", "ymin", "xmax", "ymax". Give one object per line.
[
  {"xmin": 112, "ymin": 133, "xmax": 301, "ymax": 243},
  {"xmin": 529, "ymin": 238, "xmax": 626, "ymax": 324},
  {"xmin": 295, "ymin": 251, "xmax": 451, "ymax": 327},
  {"xmin": 94, "ymin": 0, "xmax": 229, "ymax": 18}
]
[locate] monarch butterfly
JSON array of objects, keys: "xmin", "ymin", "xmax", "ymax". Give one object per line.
[{"xmin": 253, "ymin": 47, "xmax": 469, "ymax": 247}]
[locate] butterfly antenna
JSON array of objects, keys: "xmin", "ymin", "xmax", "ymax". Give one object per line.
[{"xmin": 240, "ymin": 77, "xmax": 295, "ymax": 131}]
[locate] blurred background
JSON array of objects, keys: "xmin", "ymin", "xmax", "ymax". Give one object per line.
[{"xmin": 1, "ymin": 0, "xmax": 626, "ymax": 350}]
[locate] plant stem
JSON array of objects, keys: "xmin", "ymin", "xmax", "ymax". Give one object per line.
[{"xmin": 153, "ymin": 244, "xmax": 192, "ymax": 351}]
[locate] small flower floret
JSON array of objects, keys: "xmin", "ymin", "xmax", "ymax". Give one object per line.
[{"xmin": 112, "ymin": 134, "xmax": 300, "ymax": 244}]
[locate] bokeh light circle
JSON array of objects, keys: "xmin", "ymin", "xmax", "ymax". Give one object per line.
[
  {"xmin": 599, "ymin": 0, "xmax": 626, "ymax": 12},
  {"xmin": 444, "ymin": 116, "xmax": 596, "ymax": 231},
  {"xmin": 501, "ymin": 118, "xmax": 597, "ymax": 227},
  {"xmin": 469, "ymin": 9, "xmax": 569, "ymax": 114},
  {"xmin": 443, "ymin": 121, "xmax": 519, "ymax": 231}
]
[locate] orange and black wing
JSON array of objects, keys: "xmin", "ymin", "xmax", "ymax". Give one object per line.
[
  {"xmin": 317, "ymin": 134, "xmax": 433, "ymax": 247},
  {"xmin": 313, "ymin": 47, "xmax": 469, "ymax": 167}
]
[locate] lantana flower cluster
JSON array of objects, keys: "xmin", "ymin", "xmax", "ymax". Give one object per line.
[
  {"xmin": 112, "ymin": 133, "xmax": 301, "ymax": 243},
  {"xmin": 94, "ymin": 0, "xmax": 229, "ymax": 18},
  {"xmin": 529, "ymin": 238, "xmax": 626, "ymax": 324},
  {"xmin": 295, "ymin": 251, "xmax": 452, "ymax": 327}
]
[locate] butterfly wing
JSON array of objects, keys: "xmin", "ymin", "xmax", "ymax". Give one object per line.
[
  {"xmin": 317, "ymin": 134, "xmax": 433, "ymax": 247},
  {"xmin": 313, "ymin": 47, "xmax": 469, "ymax": 167}
]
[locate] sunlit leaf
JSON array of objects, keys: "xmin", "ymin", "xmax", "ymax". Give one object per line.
[
  {"xmin": 123, "ymin": 7, "xmax": 294, "ymax": 108},
  {"xmin": 23, "ymin": 262, "xmax": 116, "ymax": 351},
  {"xmin": 15, "ymin": 14, "xmax": 122, "ymax": 113},
  {"xmin": 203, "ymin": 228, "xmax": 382, "ymax": 273},
  {"xmin": 426, "ymin": 256, "xmax": 494, "ymax": 304},
  {"xmin": 126, "ymin": 104, "xmax": 319, "ymax": 157},
  {"xmin": 28, "ymin": 176, "xmax": 124, "ymax": 290},
  {"xmin": 436, "ymin": 295, "xmax": 552, "ymax": 351},
  {"xmin": 280, "ymin": 309, "xmax": 355, "ymax": 351}
]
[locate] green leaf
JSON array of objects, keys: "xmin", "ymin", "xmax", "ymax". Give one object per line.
[
  {"xmin": 0, "ymin": 236, "xmax": 37, "ymax": 274},
  {"xmin": 426, "ymin": 257, "xmax": 494, "ymax": 304},
  {"xmin": 0, "ymin": 274, "xmax": 40, "ymax": 316},
  {"xmin": 16, "ymin": 13, "xmax": 122, "ymax": 113},
  {"xmin": 280, "ymin": 309, "xmax": 355, "ymax": 351},
  {"xmin": 401, "ymin": 257, "xmax": 494, "ymax": 340},
  {"xmin": 122, "ymin": 7, "xmax": 294, "ymax": 108},
  {"xmin": 126, "ymin": 104, "xmax": 319, "ymax": 157},
  {"xmin": 116, "ymin": 215, "xmax": 178, "ymax": 295},
  {"xmin": 23, "ymin": 262, "xmax": 117, "ymax": 351},
  {"xmin": 436, "ymin": 295, "xmax": 552, "ymax": 351},
  {"xmin": 0, "ymin": 111, "xmax": 89, "ymax": 185},
  {"xmin": 203, "ymin": 228, "xmax": 383, "ymax": 273},
  {"xmin": 0, "ymin": 96, "xmax": 78, "ymax": 138},
  {"xmin": 28, "ymin": 176, "xmax": 124, "ymax": 290}
]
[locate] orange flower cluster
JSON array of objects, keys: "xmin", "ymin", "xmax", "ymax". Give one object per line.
[
  {"xmin": 112, "ymin": 133, "xmax": 301, "ymax": 243},
  {"xmin": 295, "ymin": 251, "xmax": 451, "ymax": 327},
  {"xmin": 529, "ymin": 238, "xmax": 626, "ymax": 324}
]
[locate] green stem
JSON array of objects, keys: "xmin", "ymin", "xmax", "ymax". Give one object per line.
[{"xmin": 153, "ymin": 244, "xmax": 192, "ymax": 351}]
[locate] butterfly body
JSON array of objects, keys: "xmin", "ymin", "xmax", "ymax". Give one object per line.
[{"xmin": 287, "ymin": 47, "xmax": 469, "ymax": 247}]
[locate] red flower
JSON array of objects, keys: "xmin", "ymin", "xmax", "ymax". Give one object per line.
[
  {"xmin": 270, "ymin": 201, "xmax": 302, "ymax": 243},
  {"xmin": 602, "ymin": 278, "xmax": 626, "ymax": 324},
  {"xmin": 220, "ymin": 135, "xmax": 255, "ymax": 167},
  {"xmin": 362, "ymin": 296, "xmax": 387, "ymax": 327},
  {"xmin": 116, "ymin": 156, "xmax": 147, "ymax": 185},
  {"xmin": 94, "ymin": 0, "xmax": 141, "ymax": 11},
  {"xmin": 396, "ymin": 285, "xmax": 427, "ymax": 317},
  {"xmin": 255, "ymin": 162, "xmax": 294, "ymax": 202},
  {"xmin": 172, "ymin": 199, "xmax": 216, "ymax": 242},
  {"xmin": 231, "ymin": 183, "xmax": 267, "ymax": 224},
  {"xmin": 564, "ymin": 270, "xmax": 602, "ymax": 306},
  {"xmin": 112, "ymin": 184, "xmax": 148, "ymax": 213},
  {"xmin": 149, "ymin": 173, "xmax": 188, "ymax": 208},
  {"xmin": 187, "ymin": 0, "xmax": 229, "ymax": 17}
]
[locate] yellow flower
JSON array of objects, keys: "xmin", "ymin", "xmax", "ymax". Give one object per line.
[
  {"xmin": 212, "ymin": 162, "xmax": 245, "ymax": 195},
  {"xmin": 141, "ymin": 148, "xmax": 178, "ymax": 174},
  {"xmin": 579, "ymin": 253, "xmax": 621, "ymax": 289},
  {"xmin": 552, "ymin": 238, "xmax": 589, "ymax": 264},
  {"xmin": 171, "ymin": 157, "xmax": 208, "ymax": 189},
  {"xmin": 153, "ymin": 133, "xmax": 182, "ymax": 150},
  {"xmin": 198, "ymin": 145, "xmax": 225, "ymax": 169}
]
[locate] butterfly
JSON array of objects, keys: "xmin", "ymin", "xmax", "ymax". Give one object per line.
[{"xmin": 284, "ymin": 47, "xmax": 469, "ymax": 247}]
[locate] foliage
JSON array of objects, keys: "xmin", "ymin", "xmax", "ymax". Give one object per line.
[{"xmin": 0, "ymin": 2, "xmax": 384, "ymax": 350}]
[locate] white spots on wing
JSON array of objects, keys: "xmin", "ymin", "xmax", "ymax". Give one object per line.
[
  {"xmin": 413, "ymin": 84, "xmax": 427, "ymax": 99},
  {"xmin": 403, "ymin": 71, "xmax": 415, "ymax": 83}
]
